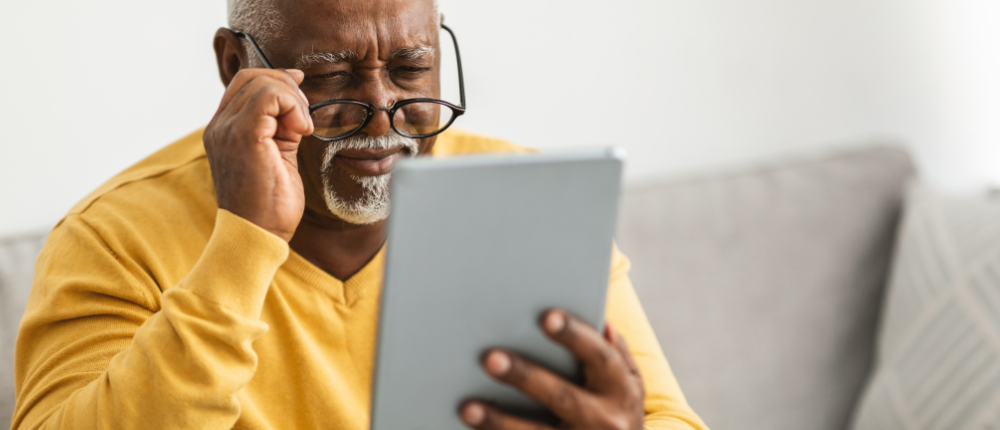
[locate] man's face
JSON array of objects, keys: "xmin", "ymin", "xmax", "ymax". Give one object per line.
[{"xmin": 260, "ymin": 0, "xmax": 441, "ymax": 225}]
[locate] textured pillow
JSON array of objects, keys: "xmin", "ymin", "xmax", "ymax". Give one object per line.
[
  {"xmin": 850, "ymin": 185, "xmax": 1000, "ymax": 430},
  {"xmin": 0, "ymin": 232, "xmax": 47, "ymax": 428}
]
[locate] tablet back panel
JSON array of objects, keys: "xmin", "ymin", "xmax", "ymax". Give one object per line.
[{"xmin": 372, "ymin": 149, "xmax": 624, "ymax": 430}]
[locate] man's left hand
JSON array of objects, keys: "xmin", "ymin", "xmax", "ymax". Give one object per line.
[{"xmin": 461, "ymin": 310, "xmax": 646, "ymax": 430}]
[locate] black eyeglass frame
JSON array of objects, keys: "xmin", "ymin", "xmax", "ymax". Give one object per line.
[{"xmin": 233, "ymin": 24, "xmax": 467, "ymax": 142}]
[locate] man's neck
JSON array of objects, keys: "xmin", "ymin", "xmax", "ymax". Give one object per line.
[{"xmin": 288, "ymin": 208, "xmax": 387, "ymax": 281}]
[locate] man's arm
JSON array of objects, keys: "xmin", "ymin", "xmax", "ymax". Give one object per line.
[
  {"xmin": 14, "ymin": 63, "xmax": 313, "ymax": 429},
  {"xmin": 604, "ymin": 248, "xmax": 708, "ymax": 430},
  {"xmin": 13, "ymin": 210, "xmax": 287, "ymax": 429}
]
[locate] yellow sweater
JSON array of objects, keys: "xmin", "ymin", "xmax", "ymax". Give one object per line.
[{"xmin": 13, "ymin": 129, "xmax": 707, "ymax": 430}]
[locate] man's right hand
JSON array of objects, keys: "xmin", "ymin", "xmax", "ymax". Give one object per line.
[{"xmin": 204, "ymin": 69, "xmax": 314, "ymax": 242}]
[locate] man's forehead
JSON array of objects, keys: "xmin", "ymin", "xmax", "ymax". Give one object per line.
[
  {"xmin": 278, "ymin": 0, "xmax": 437, "ymax": 37},
  {"xmin": 271, "ymin": 0, "xmax": 437, "ymax": 63}
]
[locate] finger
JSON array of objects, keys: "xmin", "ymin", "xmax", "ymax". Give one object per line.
[
  {"xmin": 224, "ymin": 102, "xmax": 302, "ymax": 154},
  {"xmin": 273, "ymin": 69, "xmax": 310, "ymax": 106},
  {"xmin": 281, "ymin": 69, "xmax": 314, "ymax": 114},
  {"xmin": 218, "ymin": 69, "xmax": 310, "ymax": 117},
  {"xmin": 482, "ymin": 350, "xmax": 596, "ymax": 423},
  {"xmin": 219, "ymin": 69, "xmax": 287, "ymax": 112},
  {"xmin": 228, "ymin": 74, "xmax": 309, "ymax": 120},
  {"xmin": 285, "ymin": 68, "xmax": 305, "ymax": 85},
  {"xmin": 541, "ymin": 309, "xmax": 630, "ymax": 391},
  {"xmin": 606, "ymin": 322, "xmax": 641, "ymax": 378},
  {"xmin": 229, "ymin": 93, "xmax": 303, "ymax": 149},
  {"xmin": 460, "ymin": 401, "xmax": 557, "ymax": 430},
  {"xmin": 237, "ymin": 77, "xmax": 313, "ymax": 138},
  {"xmin": 216, "ymin": 80, "xmax": 287, "ymax": 133},
  {"xmin": 248, "ymin": 74, "xmax": 313, "ymax": 136}
]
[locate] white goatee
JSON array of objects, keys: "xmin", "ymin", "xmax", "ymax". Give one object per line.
[{"xmin": 319, "ymin": 133, "xmax": 419, "ymax": 225}]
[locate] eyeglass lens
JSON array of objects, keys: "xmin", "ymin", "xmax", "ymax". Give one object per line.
[{"xmin": 312, "ymin": 102, "xmax": 456, "ymax": 139}]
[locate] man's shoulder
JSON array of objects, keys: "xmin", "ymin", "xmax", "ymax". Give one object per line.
[
  {"xmin": 60, "ymin": 127, "xmax": 531, "ymax": 231},
  {"xmin": 431, "ymin": 129, "xmax": 537, "ymax": 157},
  {"xmin": 38, "ymin": 128, "xmax": 215, "ymax": 291},
  {"xmin": 68, "ymin": 128, "xmax": 210, "ymax": 218},
  {"xmin": 52, "ymin": 128, "xmax": 216, "ymax": 263}
]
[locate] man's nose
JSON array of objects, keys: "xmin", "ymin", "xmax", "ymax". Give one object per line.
[
  {"xmin": 357, "ymin": 79, "xmax": 396, "ymax": 137},
  {"xmin": 362, "ymin": 105, "xmax": 393, "ymax": 137}
]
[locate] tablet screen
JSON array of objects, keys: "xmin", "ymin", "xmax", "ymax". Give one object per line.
[{"xmin": 372, "ymin": 149, "xmax": 624, "ymax": 430}]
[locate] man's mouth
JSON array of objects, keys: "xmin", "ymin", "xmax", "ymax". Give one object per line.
[{"xmin": 333, "ymin": 146, "xmax": 412, "ymax": 176}]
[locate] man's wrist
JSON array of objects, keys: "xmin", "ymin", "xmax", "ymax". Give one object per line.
[
  {"xmin": 181, "ymin": 209, "xmax": 290, "ymax": 319},
  {"xmin": 217, "ymin": 201, "xmax": 297, "ymax": 243}
]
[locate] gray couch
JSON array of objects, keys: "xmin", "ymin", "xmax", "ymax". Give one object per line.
[
  {"xmin": 1, "ymin": 233, "xmax": 47, "ymax": 429},
  {"xmin": 0, "ymin": 146, "xmax": 915, "ymax": 430}
]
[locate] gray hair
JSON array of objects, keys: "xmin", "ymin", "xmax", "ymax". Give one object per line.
[
  {"xmin": 228, "ymin": 0, "xmax": 441, "ymax": 67},
  {"xmin": 228, "ymin": 0, "xmax": 283, "ymax": 45},
  {"xmin": 228, "ymin": 0, "xmax": 283, "ymax": 67}
]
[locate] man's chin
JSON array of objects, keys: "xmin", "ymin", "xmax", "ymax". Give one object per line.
[
  {"xmin": 313, "ymin": 132, "xmax": 416, "ymax": 225},
  {"xmin": 329, "ymin": 210, "xmax": 389, "ymax": 226},
  {"xmin": 320, "ymin": 174, "xmax": 392, "ymax": 226}
]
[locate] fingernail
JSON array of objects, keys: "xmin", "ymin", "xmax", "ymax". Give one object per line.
[
  {"xmin": 462, "ymin": 403, "xmax": 485, "ymax": 425},
  {"xmin": 544, "ymin": 311, "xmax": 566, "ymax": 334},
  {"xmin": 485, "ymin": 351, "xmax": 511, "ymax": 376}
]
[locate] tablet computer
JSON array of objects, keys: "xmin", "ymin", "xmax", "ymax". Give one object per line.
[{"xmin": 371, "ymin": 148, "xmax": 625, "ymax": 430}]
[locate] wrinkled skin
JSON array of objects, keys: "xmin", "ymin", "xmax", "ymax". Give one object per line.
[
  {"xmin": 209, "ymin": 0, "xmax": 440, "ymax": 279},
  {"xmin": 206, "ymin": 1, "xmax": 645, "ymax": 428}
]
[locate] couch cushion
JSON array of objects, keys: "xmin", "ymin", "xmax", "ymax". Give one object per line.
[
  {"xmin": 616, "ymin": 146, "xmax": 915, "ymax": 430},
  {"xmin": 0, "ymin": 232, "xmax": 46, "ymax": 428},
  {"xmin": 849, "ymin": 185, "xmax": 1000, "ymax": 430}
]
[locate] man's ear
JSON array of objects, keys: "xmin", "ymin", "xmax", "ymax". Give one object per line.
[{"xmin": 214, "ymin": 28, "xmax": 247, "ymax": 87}]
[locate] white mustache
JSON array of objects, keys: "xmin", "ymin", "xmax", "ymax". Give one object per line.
[
  {"xmin": 317, "ymin": 132, "xmax": 418, "ymax": 225},
  {"xmin": 321, "ymin": 132, "xmax": 420, "ymax": 172}
]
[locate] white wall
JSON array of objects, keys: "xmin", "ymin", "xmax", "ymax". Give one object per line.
[{"xmin": 2, "ymin": 0, "xmax": 999, "ymax": 236}]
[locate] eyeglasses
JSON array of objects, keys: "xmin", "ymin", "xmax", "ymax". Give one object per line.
[{"xmin": 233, "ymin": 24, "xmax": 467, "ymax": 142}]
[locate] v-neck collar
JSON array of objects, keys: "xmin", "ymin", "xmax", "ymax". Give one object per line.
[{"xmin": 282, "ymin": 244, "xmax": 386, "ymax": 306}]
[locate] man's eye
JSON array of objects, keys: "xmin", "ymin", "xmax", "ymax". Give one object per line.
[
  {"xmin": 392, "ymin": 66, "xmax": 432, "ymax": 78},
  {"xmin": 306, "ymin": 71, "xmax": 350, "ymax": 82}
]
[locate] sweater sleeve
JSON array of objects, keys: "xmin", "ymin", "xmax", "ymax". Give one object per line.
[
  {"xmin": 12, "ymin": 210, "xmax": 289, "ymax": 430},
  {"xmin": 605, "ymin": 246, "xmax": 709, "ymax": 430}
]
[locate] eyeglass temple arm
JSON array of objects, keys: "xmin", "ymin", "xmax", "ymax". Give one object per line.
[
  {"xmin": 232, "ymin": 31, "xmax": 275, "ymax": 70},
  {"xmin": 441, "ymin": 23, "xmax": 466, "ymax": 109}
]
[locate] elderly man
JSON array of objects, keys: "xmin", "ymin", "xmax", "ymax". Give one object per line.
[{"xmin": 12, "ymin": 1, "xmax": 707, "ymax": 429}]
